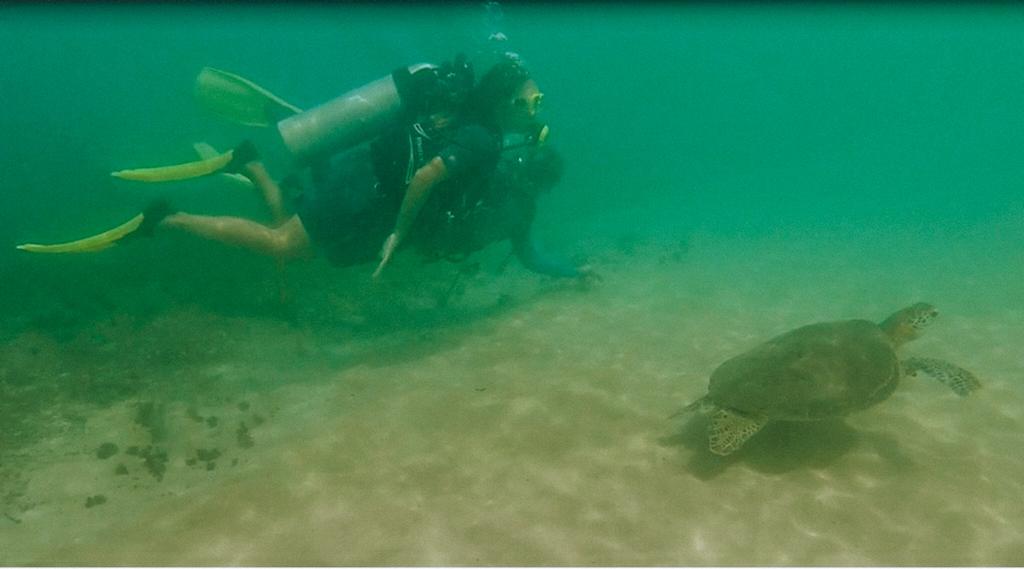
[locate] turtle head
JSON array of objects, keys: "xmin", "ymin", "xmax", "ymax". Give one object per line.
[{"xmin": 879, "ymin": 302, "xmax": 939, "ymax": 346}]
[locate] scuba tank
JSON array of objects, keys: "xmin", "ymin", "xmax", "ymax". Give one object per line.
[{"xmin": 277, "ymin": 56, "xmax": 475, "ymax": 164}]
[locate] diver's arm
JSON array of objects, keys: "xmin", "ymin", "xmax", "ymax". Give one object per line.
[
  {"xmin": 508, "ymin": 201, "xmax": 587, "ymax": 279},
  {"xmin": 511, "ymin": 232, "xmax": 582, "ymax": 278},
  {"xmin": 373, "ymin": 156, "xmax": 450, "ymax": 279}
]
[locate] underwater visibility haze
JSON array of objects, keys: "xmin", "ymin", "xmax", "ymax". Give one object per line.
[{"xmin": 1, "ymin": 2, "xmax": 1023, "ymax": 565}]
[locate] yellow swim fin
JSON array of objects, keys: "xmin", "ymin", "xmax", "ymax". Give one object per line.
[
  {"xmin": 192, "ymin": 141, "xmax": 223, "ymax": 160},
  {"xmin": 16, "ymin": 213, "xmax": 145, "ymax": 254},
  {"xmin": 194, "ymin": 67, "xmax": 302, "ymax": 127},
  {"xmin": 193, "ymin": 142, "xmax": 254, "ymax": 190},
  {"xmin": 111, "ymin": 148, "xmax": 234, "ymax": 183}
]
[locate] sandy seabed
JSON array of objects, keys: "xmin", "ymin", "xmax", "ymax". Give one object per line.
[{"xmin": 1, "ymin": 223, "xmax": 1023, "ymax": 566}]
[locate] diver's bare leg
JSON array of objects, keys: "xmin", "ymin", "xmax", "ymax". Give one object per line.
[
  {"xmin": 241, "ymin": 162, "xmax": 288, "ymax": 225},
  {"xmin": 161, "ymin": 213, "xmax": 312, "ymax": 260},
  {"xmin": 236, "ymin": 158, "xmax": 296, "ymax": 302}
]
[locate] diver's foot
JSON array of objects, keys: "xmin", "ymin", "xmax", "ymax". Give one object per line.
[
  {"xmin": 223, "ymin": 140, "xmax": 261, "ymax": 174},
  {"xmin": 124, "ymin": 199, "xmax": 176, "ymax": 240}
]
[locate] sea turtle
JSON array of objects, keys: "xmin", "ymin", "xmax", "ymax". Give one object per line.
[{"xmin": 684, "ymin": 302, "xmax": 982, "ymax": 456}]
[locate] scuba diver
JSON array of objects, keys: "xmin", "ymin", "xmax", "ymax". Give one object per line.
[{"xmin": 18, "ymin": 55, "xmax": 596, "ymax": 285}]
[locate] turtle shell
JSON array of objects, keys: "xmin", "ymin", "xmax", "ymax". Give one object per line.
[{"xmin": 707, "ymin": 319, "xmax": 900, "ymax": 420}]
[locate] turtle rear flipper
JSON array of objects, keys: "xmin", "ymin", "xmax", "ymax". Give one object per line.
[
  {"xmin": 709, "ymin": 409, "xmax": 767, "ymax": 455},
  {"xmin": 903, "ymin": 356, "xmax": 982, "ymax": 397}
]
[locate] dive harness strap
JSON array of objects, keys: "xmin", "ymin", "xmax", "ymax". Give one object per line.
[{"xmin": 392, "ymin": 66, "xmax": 427, "ymax": 118}]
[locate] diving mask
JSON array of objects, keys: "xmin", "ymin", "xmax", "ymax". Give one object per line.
[{"xmin": 512, "ymin": 92, "xmax": 544, "ymax": 115}]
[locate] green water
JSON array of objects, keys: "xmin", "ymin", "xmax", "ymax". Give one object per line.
[
  {"xmin": 1, "ymin": 3, "xmax": 1022, "ymax": 565},
  {"xmin": 2, "ymin": 4, "xmax": 1022, "ymax": 320}
]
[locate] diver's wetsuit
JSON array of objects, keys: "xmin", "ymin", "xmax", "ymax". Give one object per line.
[
  {"xmin": 413, "ymin": 147, "xmax": 580, "ymax": 277},
  {"xmin": 294, "ymin": 120, "xmax": 579, "ymax": 277}
]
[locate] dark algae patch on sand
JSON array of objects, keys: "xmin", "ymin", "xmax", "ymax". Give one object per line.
[
  {"xmin": 126, "ymin": 446, "xmax": 168, "ymax": 481},
  {"xmin": 187, "ymin": 448, "xmax": 222, "ymax": 471},
  {"xmin": 134, "ymin": 401, "xmax": 168, "ymax": 443},
  {"xmin": 236, "ymin": 422, "xmax": 255, "ymax": 449},
  {"xmin": 84, "ymin": 494, "xmax": 107, "ymax": 508},
  {"xmin": 95, "ymin": 442, "xmax": 119, "ymax": 460}
]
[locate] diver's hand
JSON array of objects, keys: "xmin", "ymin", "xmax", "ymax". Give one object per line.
[
  {"xmin": 575, "ymin": 264, "xmax": 602, "ymax": 288},
  {"xmin": 373, "ymin": 232, "xmax": 400, "ymax": 280}
]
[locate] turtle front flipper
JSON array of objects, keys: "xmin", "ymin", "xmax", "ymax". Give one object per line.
[
  {"xmin": 669, "ymin": 396, "xmax": 714, "ymax": 419},
  {"xmin": 709, "ymin": 409, "xmax": 768, "ymax": 455},
  {"xmin": 902, "ymin": 356, "xmax": 982, "ymax": 397}
]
